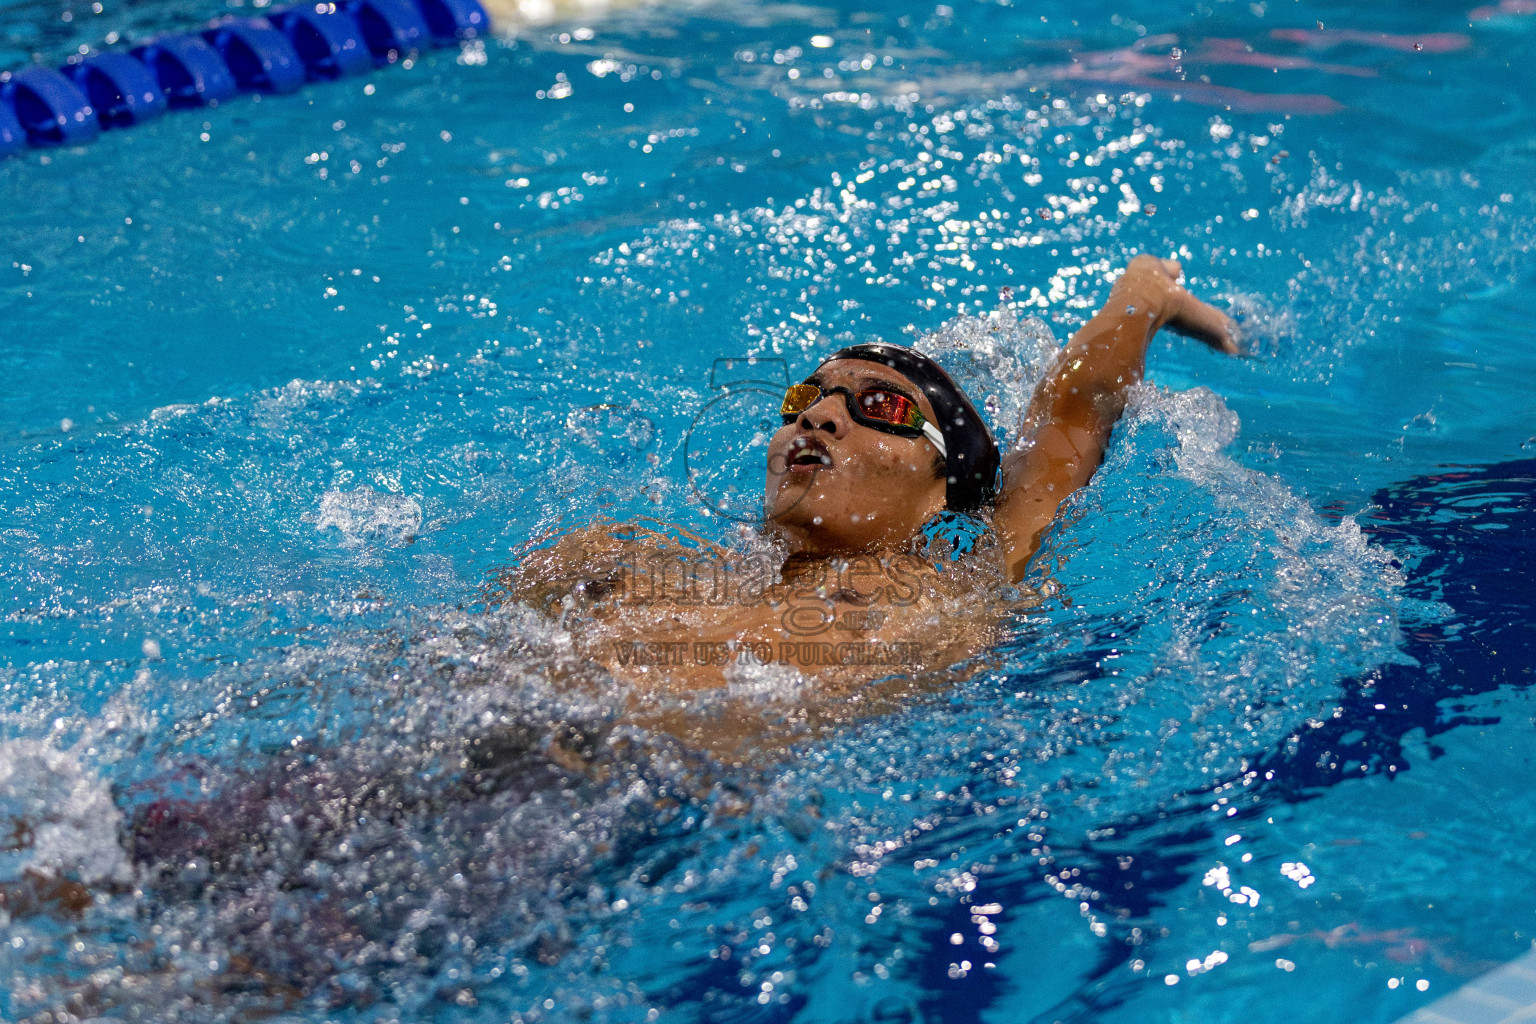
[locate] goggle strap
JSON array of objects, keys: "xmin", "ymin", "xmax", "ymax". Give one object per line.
[{"xmin": 921, "ymin": 421, "xmax": 948, "ymax": 460}]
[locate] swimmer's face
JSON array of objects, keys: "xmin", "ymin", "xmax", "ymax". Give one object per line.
[{"xmin": 765, "ymin": 358, "xmax": 948, "ymax": 554}]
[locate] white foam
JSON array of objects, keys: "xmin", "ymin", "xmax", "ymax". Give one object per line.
[
  {"xmin": 0, "ymin": 738, "xmax": 131, "ymax": 887},
  {"xmin": 723, "ymin": 650, "xmax": 809, "ymax": 702},
  {"xmin": 1100, "ymin": 384, "xmax": 1407, "ymax": 734},
  {"xmin": 1128, "ymin": 382, "xmax": 1404, "ymax": 654},
  {"xmin": 314, "ymin": 486, "xmax": 424, "ymax": 548}
]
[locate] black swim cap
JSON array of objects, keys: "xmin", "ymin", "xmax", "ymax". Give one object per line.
[{"xmin": 818, "ymin": 342, "xmax": 1000, "ymax": 512}]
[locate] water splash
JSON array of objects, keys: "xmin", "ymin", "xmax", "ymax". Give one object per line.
[
  {"xmin": 916, "ymin": 308, "xmax": 1060, "ymax": 447},
  {"xmin": 0, "ymin": 738, "xmax": 132, "ymax": 889},
  {"xmin": 315, "ymin": 485, "xmax": 426, "ymax": 549}
]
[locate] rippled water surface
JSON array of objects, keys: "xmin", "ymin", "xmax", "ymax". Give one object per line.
[{"xmin": 2, "ymin": 0, "xmax": 1536, "ymax": 1021}]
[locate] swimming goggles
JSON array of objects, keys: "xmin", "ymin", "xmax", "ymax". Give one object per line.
[{"xmin": 780, "ymin": 383, "xmax": 947, "ymax": 458}]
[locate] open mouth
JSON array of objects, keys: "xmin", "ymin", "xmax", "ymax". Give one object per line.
[{"xmin": 787, "ymin": 436, "xmax": 833, "ymax": 471}]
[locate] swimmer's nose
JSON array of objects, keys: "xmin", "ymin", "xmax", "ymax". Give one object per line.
[{"xmin": 797, "ymin": 396, "xmax": 851, "ymax": 437}]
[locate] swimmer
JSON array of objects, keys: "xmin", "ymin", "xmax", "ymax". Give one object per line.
[
  {"xmin": 500, "ymin": 255, "xmax": 1238, "ymax": 750},
  {"xmin": 0, "ymin": 260, "xmax": 1234, "ymax": 1008}
]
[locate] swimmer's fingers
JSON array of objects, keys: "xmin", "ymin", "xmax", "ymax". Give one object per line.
[
  {"xmin": 1166, "ymin": 288, "xmax": 1242, "ymax": 356},
  {"xmin": 1115, "ymin": 255, "xmax": 1240, "ymax": 355}
]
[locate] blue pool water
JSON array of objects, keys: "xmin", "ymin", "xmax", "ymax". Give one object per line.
[{"xmin": 2, "ymin": 0, "xmax": 1536, "ymax": 1020}]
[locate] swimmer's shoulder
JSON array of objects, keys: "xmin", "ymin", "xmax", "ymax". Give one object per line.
[{"xmin": 483, "ymin": 517, "xmax": 735, "ymax": 612}]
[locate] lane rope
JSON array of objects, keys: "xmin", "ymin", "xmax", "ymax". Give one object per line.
[{"xmin": 0, "ymin": 0, "xmax": 490, "ymax": 157}]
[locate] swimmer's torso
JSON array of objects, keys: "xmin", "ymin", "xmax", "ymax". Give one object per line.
[{"xmin": 503, "ymin": 521, "xmax": 1009, "ymax": 699}]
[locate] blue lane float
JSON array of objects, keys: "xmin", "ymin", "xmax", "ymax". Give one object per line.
[
  {"xmin": 270, "ymin": 5, "xmax": 374, "ymax": 80},
  {"xmin": 203, "ymin": 19, "xmax": 306, "ymax": 94},
  {"xmin": 1, "ymin": 0, "xmax": 488, "ymax": 157},
  {"xmin": 133, "ymin": 34, "xmax": 238, "ymax": 108},
  {"xmin": 4, "ymin": 66, "xmax": 100, "ymax": 144},
  {"xmin": 64, "ymin": 52, "xmax": 167, "ymax": 127},
  {"xmin": 342, "ymin": 0, "xmax": 432, "ymax": 62},
  {"xmin": 419, "ymin": 0, "xmax": 488, "ymax": 40}
]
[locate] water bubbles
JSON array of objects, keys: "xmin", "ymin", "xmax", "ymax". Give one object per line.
[
  {"xmin": 567, "ymin": 402, "xmax": 658, "ymax": 467},
  {"xmin": 0, "ymin": 739, "xmax": 132, "ymax": 889},
  {"xmin": 315, "ymin": 486, "xmax": 424, "ymax": 548}
]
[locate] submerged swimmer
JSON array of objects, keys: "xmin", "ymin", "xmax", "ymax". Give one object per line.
[{"xmin": 504, "ymin": 255, "xmax": 1238, "ymax": 748}]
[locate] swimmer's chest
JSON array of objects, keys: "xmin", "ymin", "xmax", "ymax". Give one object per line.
[
  {"xmin": 516, "ymin": 525, "xmax": 997, "ymax": 693},
  {"xmin": 576, "ymin": 580, "xmax": 985, "ymax": 694}
]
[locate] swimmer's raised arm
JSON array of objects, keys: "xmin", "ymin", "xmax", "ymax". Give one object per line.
[{"xmin": 993, "ymin": 255, "xmax": 1237, "ymax": 582}]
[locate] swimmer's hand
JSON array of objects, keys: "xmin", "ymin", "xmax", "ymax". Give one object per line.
[{"xmin": 1110, "ymin": 254, "xmax": 1240, "ymax": 356}]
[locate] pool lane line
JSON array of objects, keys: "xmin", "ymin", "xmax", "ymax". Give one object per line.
[{"xmin": 0, "ymin": 0, "xmax": 490, "ymax": 158}]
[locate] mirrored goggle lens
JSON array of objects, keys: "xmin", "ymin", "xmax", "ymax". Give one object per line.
[
  {"xmin": 855, "ymin": 389, "xmax": 921, "ymax": 429},
  {"xmin": 780, "ymin": 383, "xmax": 822, "ymax": 419}
]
